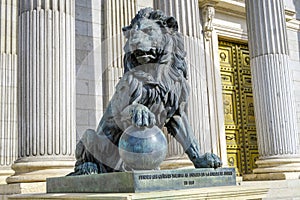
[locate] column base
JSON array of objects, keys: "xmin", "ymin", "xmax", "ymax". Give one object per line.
[
  {"xmin": 6, "ymin": 157, "xmax": 75, "ymax": 184},
  {"xmin": 160, "ymin": 157, "xmax": 194, "ymax": 169},
  {"xmin": 243, "ymin": 157, "xmax": 300, "ymax": 181},
  {"xmin": 0, "ymin": 182, "xmax": 46, "ymax": 194},
  {"xmin": 0, "ymin": 168, "xmax": 14, "ymax": 184},
  {"xmin": 0, "ymin": 182, "xmax": 46, "ymax": 199},
  {"xmin": 244, "ymin": 172, "xmax": 300, "ymax": 181}
]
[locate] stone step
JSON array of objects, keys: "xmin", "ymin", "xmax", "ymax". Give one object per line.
[{"xmin": 2, "ymin": 179, "xmax": 300, "ymax": 200}]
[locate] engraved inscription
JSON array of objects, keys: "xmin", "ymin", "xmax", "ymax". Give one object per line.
[
  {"xmin": 137, "ymin": 170, "xmax": 233, "ymax": 181},
  {"xmin": 184, "ymin": 180, "xmax": 195, "ymax": 186}
]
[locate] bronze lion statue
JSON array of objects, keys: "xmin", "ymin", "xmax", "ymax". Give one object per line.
[{"xmin": 69, "ymin": 8, "xmax": 222, "ymax": 175}]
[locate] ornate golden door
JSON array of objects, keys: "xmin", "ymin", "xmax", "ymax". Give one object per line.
[{"xmin": 218, "ymin": 40, "xmax": 259, "ymax": 175}]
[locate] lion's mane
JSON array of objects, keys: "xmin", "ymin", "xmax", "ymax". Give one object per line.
[
  {"xmin": 122, "ymin": 8, "xmax": 188, "ymax": 79},
  {"xmin": 110, "ymin": 8, "xmax": 191, "ymax": 128}
]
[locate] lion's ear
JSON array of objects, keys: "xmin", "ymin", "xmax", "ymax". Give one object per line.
[
  {"xmin": 165, "ymin": 17, "xmax": 178, "ymax": 32},
  {"xmin": 122, "ymin": 25, "xmax": 132, "ymax": 38}
]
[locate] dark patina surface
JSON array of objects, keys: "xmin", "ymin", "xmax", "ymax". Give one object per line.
[{"xmin": 69, "ymin": 8, "xmax": 222, "ymax": 176}]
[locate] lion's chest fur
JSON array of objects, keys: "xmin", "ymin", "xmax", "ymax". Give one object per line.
[{"xmin": 113, "ymin": 64, "xmax": 189, "ymax": 127}]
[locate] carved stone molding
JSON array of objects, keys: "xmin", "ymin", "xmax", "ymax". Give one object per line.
[{"xmin": 202, "ymin": 5, "xmax": 215, "ymax": 40}]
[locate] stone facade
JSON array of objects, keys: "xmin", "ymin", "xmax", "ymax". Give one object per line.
[
  {"xmin": 287, "ymin": 4, "xmax": 300, "ymax": 146},
  {"xmin": 0, "ymin": 0, "xmax": 299, "ymax": 188},
  {"xmin": 75, "ymin": 0, "xmax": 103, "ymax": 142}
]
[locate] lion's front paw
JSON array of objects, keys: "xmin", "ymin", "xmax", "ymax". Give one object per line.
[
  {"xmin": 68, "ymin": 162, "xmax": 99, "ymax": 176},
  {"xmin": 130, "ymin": 104, "xmax": 156, "ymax": 127},
  {"xmin": 194, "ymin": 153, "xmax": 222, "ymax": 169}
]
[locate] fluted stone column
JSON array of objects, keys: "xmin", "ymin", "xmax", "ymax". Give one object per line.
[
  {"xmin": 7, "ymin": 0, "xmax": 76, "ymax": 183},
  {"xmin": 103, "ymin": 0, "xmax": 136, "ymax": 107},
  {"xmin": 154, "ymin": 0, "xmax": 227, "ymax": 165},
  {"xmin": 245, "ymin": 0, "xmax": 300, "ymax": 180},
  {"xmin": 0, "ymin": 0, "xmax": 18, "ymax": 184}
]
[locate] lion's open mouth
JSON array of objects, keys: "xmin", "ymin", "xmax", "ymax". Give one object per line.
[{"xmin": 133, "ymin": 48, "xmax": 158, "ymax": 64}]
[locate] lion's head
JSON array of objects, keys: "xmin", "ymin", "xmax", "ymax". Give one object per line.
[{"xmin": 122, "ymin": 8, "xmax": 187, "ymax": 79}]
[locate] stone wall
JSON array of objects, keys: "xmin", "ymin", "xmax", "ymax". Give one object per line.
[
  {"xmin": 75, "ymin": 0, "xmax": 103, "ymax": 141},
  {"xmin": 284, "ymin": 0, "xmax": 300, "ymax": 149},
  {"xmin": 287, "ymin": 27, "xmax": 300, "ymax": 149}
]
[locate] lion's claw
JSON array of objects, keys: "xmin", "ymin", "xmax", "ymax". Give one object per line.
[
  {"xmin": 68, "ymin": 162, "xmax": 99, "ymax": 176},
  {"xmin": 130, "ymin": 104, "xmax": 156, "ymax": 127},
  {"xmin": 193, "ymin": 153, "xmax": 222, "ymax": 169}
]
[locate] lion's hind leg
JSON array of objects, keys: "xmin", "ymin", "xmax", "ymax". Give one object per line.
[{"xmin": 68, "ymin": 128, "xmax": 123, "ymax": 176}]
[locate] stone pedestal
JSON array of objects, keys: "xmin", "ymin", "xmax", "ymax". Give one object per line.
[
  {"xmin": 7, "ymin": 0, "xmax": 76, "ymax": 183},
  {"xmin": 47, "ymin": 168, "xmax": 236, "ymax": 193},
  {"xmin": 244, "ymin": 0, "xmax": 300, "ymax": 180},
  {"xmin": 0, "ymin": 0, "xmax": 18, "ymax": 184}
]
